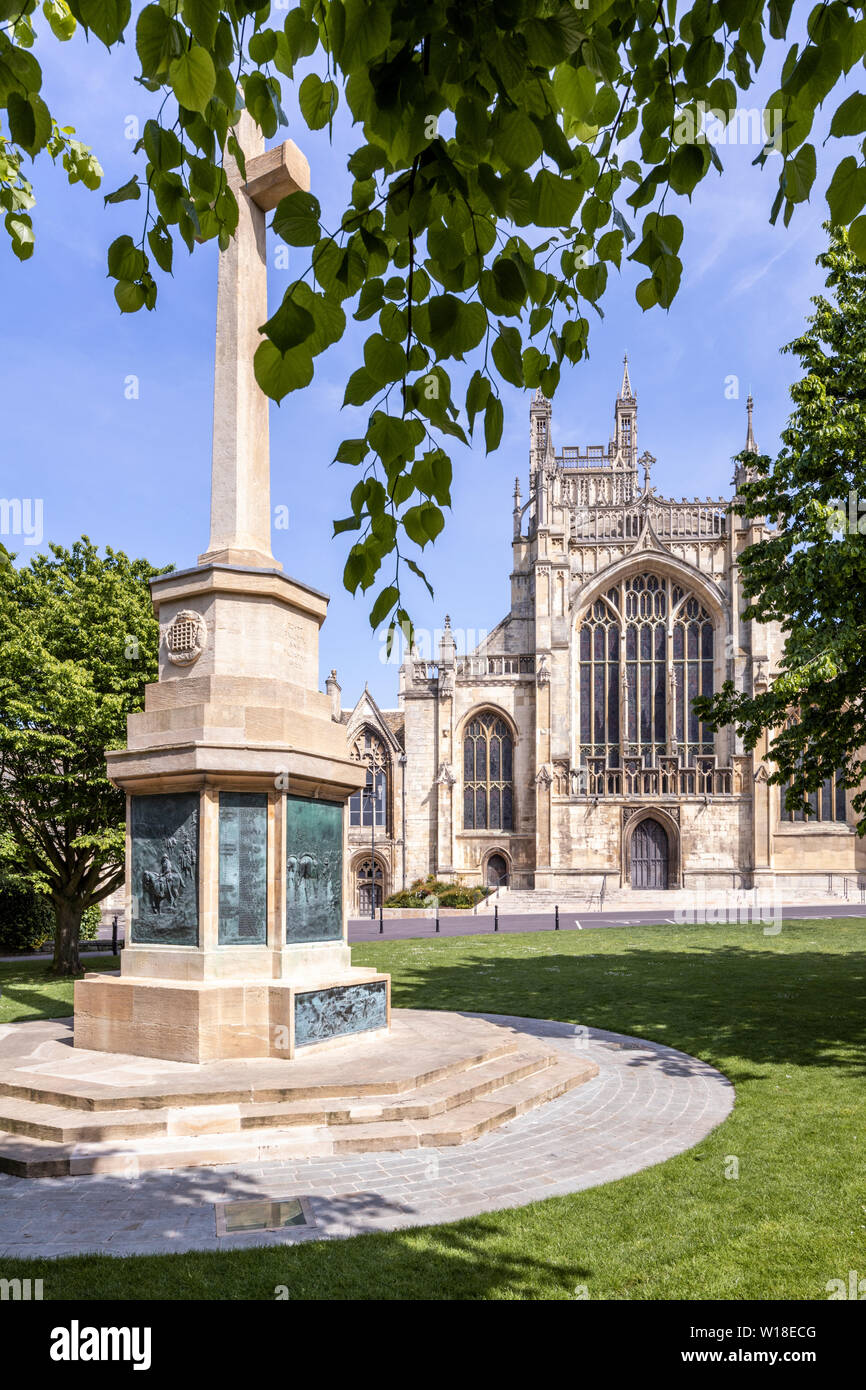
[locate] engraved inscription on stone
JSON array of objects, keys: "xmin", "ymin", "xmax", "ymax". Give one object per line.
[
  {"xmin": 285, "ymin": 794, "xmax": 342, "ymax": 942},
  {"xmin": 294, "ymin": 980, "xmax": 387, "ymax": 1047},
  {"xmin": 131, "ymin": 793, "xmax": 199, "ymax": 945},
  {"xmin": 219, "ymin": 792, "xmax": 268, "ymax": 945}
]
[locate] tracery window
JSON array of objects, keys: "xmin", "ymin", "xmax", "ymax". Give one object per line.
[
  {"xmin": 463, "ymin": 712, "xmax": 514, "ymax": 830},
  {"xmin": 779, "ymin": 727, "xmax": 847, "ymax": 824},
  {"xmin": 578, "ymin": 573, "xmax": 715, "ymax": 769},
  {"xmin": 349, "ymin": 729, "xmax": 388, "ymax": 830}
]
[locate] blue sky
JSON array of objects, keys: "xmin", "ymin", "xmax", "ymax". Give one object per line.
[{"xmin": 0, "ymin": 11, "xmax": 850, "ymax": 711}]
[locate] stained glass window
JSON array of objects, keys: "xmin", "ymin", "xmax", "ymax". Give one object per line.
[
  {"xmin": 463, "ymin": 712, "xmax": 514, "ymax": 830},
  {"xmin": 349, "ymin": 729, "xmax": 388, "ymax": 830},
  {"xmin": 578, "ymin": 573, "xmax": 716, "ymax": 770}
]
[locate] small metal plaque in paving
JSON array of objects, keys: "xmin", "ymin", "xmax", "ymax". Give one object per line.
[
  {"xmin": 285, "ymin": 794, "xmax": 343, "ymax": 942},
  {"xmin": 214, "ymin": 1197, "xmax": 316, "ymax": 1236},
  {"xmin": 218, "ymin": 792, "xmax": 268, "ymax": 945},
  {"xmin": 130, "ymin": 793, "xmax": 199, "ymax": 945}
]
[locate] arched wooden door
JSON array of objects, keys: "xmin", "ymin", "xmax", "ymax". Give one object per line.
[
  {"xmin": 486, "ymin": 853, "xmax": 508, "ymax": 887},
  {"xmin": 630, "ymin": 819, "xmax": 669, "ymax": 889}
]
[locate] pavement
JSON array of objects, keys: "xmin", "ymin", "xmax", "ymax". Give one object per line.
[{"xmin": 0, "ymin": 1013, "xmax": 733, "ymax": 1259}]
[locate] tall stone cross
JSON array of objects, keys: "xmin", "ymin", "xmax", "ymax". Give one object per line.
[{"xmin": 199, "ymin": 110, "xmax": 310, "ymax": 571}]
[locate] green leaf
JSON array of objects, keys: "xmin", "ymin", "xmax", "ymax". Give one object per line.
[
  {"xmin": 343, "ymin": 367, "xmax": 380, "ymax": 407},
  {"xmin": 830, "ymin": 93, "xmax": 866, "ymax": 138},
  {"xmin": 43, "ymin": 0, "xmax": 77, "ymax": 41},
  {"xmin": 147, "ymin": 221, "xmax": 173, "ymax": 274},
  {"xmin": 169, "ymin": 46, "xmax": 216, "ymax": 115},
  {"xmin": 339, "ymin": 0, "xmax": 390, "ymax": 71},
  {"xmin": 669, "ymin": 143, "xmax": 706, "ymax": 197},
  {"xmin": 364, "ymin": 333, "xmax": 406, "ymax": 386},
  {"xmin": 369, "ymin": 412, "xmax": 423, "ymax": 465},
  {"xmin": 497, "ymin": 110, "xmax": 543, "ymax": 170},
  {"xmin": 299, "ymin": 73, "xmax": 338, "ymax": 131},
  {"xmin": 5, "ymin": 212, "xmax": 34, "ymax": 261},
  {"xmin": 422, "ymin": 295, "xmax": 487, "ymax": 357},
  {"xmin": 530, "ymin": 169, "xmax": 581, "ymax": 227},
  {"xmin": 848, "ymin": 214, "xmax": 866, "ymax": 262},
  {"xmin": 107, "ymin": 234, "xmax": 145, "ymax": 281},
  {"xmin": 254, "ymin": 341, "xmax": 314, "ymax": 402},
  {"xmin": 826, "ymin": 156, "xmax": 866, "ymax": 225},
  {"xmin": 103, "ymin": 176, "xmax": 141, "ymax": 206},
  {"xmin": 272, "ymin": 190, "xmax": 321, "ymax": 247},
  {"xmin": 783, "ymin": 144, "xmax": 816, "ymax": 204},
  {"xmin": 403, "ymin": 502, "xmax": 444, "ymax": 547},
  {"xmin": 492, "ymin": 325, "xmax": 524, "ymax": 388},
  {"xmin": 553, "ymin": 64, "xmax": 596, "ymax": 122},
  {"xmin": 77, "ymin": 0, "xmax": 130, "ymax": 47},
  {"xmin": 114, "ymin": 279, "xmax": 146, "ymax": 313},
  {"xmin": 484, "ymin": 394, "xmax": 504, "ymax": 453},
  {"xmin": 466, "ymin": 370, "xmax": 491, "ymax": 432},
  {"xmin": 6, "ymin": 92, "xmax": 35, "ymax": 151},
  {"xmin": 183, "ymin": 0, "xmax": 218, "ymax": 49},
  {"xmin": 261, "ymin": 297, "xmax": 316, "ymax": 353},
  {"xmin": 334, "ymin": 438, "xmax": 369, "ymax": 465},
  {"xmin": 135, "ymin": 3, "xmax": 173, "ymax": 76},
  {"xmin": 635, "ymin": 277, "xmax": 657, "ymax": 310},
  {"xmin": 248, "ymin": 28, "xmax": 278, "ymax": 65},
  {"xmin": 143, "ymin": 121, "xmax": 183, "ymax": 172},
  {"xmin": 369, "ymin": 584, "xmax": 399, "ymax": 628},
  {"xmin": 244, "ymin": 70, "xmax": 279, "ymax": 140}
]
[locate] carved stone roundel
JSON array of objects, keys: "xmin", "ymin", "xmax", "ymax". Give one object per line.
[{"xmin": 165, "ymin": 610, "xmax": 207, "ymax": 666}]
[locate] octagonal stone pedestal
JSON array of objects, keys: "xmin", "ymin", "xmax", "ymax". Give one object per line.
[{"xmin": 74, "ymin": 560, "xmax": 388, "ymax": 1065}]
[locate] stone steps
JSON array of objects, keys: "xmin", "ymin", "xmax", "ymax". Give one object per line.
[
  {"xmin": 0, "ymin": 1052, "xmax": 595, "ymax": 1177},
  {"xmin": 0, "ymin": 1049, "xmax": 553, "ymax": 1144}
]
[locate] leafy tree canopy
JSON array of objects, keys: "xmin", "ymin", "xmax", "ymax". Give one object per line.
[
  {"xmin": 3, "ymin": 1, "xmax": 866, "ymax": 635},
  {"xmin": 0, "ymin": 538, "xmax": 166, "ymax": 973},
  {"xmin": 695, "ymin": 226, "xmax": 866, "ymax": 831}
]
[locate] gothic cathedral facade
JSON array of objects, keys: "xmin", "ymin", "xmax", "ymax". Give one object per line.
[{"xmin": 341, "ymin": 362, "xmax": 863, "ymax": 910}]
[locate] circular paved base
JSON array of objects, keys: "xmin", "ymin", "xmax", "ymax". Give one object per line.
[{"xmin": 0, "ymin": 1014, "xmax": 733, "ymax": 1259}]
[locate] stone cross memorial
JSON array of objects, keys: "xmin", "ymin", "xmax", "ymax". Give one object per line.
[{"xmin": 75, "ymin": 112, "xmax": 390, "ymax": 1063}]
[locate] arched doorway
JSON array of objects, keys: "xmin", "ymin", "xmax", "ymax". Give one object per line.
[
  {"xmin": 356, "ymin": 858, "xmax": 384, "ymax": 915},
  {"xmin": 630, "ymin": 818, "xmax": 669, "ymax": 889},
  {"xmin": 486, "ymin": 853, "xmax": 508, "ymax": 888}
]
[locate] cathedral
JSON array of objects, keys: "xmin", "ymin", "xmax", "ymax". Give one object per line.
[{"xmin": 337, "ymin": 361, "xmax": 863, "ymax": 911}]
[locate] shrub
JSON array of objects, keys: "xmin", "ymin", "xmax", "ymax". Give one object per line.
[
  {"xmin": 385, "ymin": 875, "xmax": 492, "ymax": 910},
  {"xmin": 0, "ymin": 883, "xmax": 55, "ymax": 953},
  {"xmin": 80, "ymin": 904, "xmax": 101, "ymax": 941}
]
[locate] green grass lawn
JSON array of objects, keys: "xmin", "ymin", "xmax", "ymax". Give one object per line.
[
  {"xmin": 0, "ymin": 954, "xmax": 119, "ymax": 1023},
  {"xmin": 2, "ymin": 921, "xmax": 865, "ymax": 1300}
]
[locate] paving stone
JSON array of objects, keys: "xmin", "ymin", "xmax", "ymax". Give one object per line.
[{"xmin": 0, "ymin": 1013, "xmax": 733, "ymax": 1258}]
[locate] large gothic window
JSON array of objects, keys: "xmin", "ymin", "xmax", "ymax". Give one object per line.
[
  {"xmin": 780, "ymin": 726, "xmax": 847, "ymax": 824},
  {"xmin": 349, "ymin": 729, "xmax": 388, "ymax": 830},
  {"xmin": 463, "ymin": 712, "xmax": 514, "ymax": 830},
  {"xmin": 781, "ymin": 776, "xmax": 847, "ymax": 824},
  {"xmin": 578, "ymin": 573, "xmax": 715, "ymax": 769}
]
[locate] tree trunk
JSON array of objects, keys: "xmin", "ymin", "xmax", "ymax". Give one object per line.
[{"xmin": 52, "ymin": 897, "xmax": 84, "ymax": 977}]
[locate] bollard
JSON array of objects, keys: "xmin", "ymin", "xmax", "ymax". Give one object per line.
[
  {"xmin": 111, "ymin": 914, "xmax": 118, "ymax": 955},
  {"xmin": 494, "ymin": 903, "xmax": 499, "ymax": 932},
  {"xmin": 435, "ymin": 906, "xmax": 440, "ymax": 933},
  {"xmin": 555, "ymin": 905, "xmax": 559, "ymax": 931},
  {"xmin": 378, "ymin": 899, "xmax": 384, "ymax": 934}
]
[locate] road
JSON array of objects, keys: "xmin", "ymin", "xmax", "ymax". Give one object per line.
[{"xmin": 347, "ymin": 902, "xmax": 866, "ymax": 942}]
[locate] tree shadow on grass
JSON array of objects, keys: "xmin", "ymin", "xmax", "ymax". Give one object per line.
[{"xmin": 379, "ymin": 940, "xmax": 866, "ymax": 1079}]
